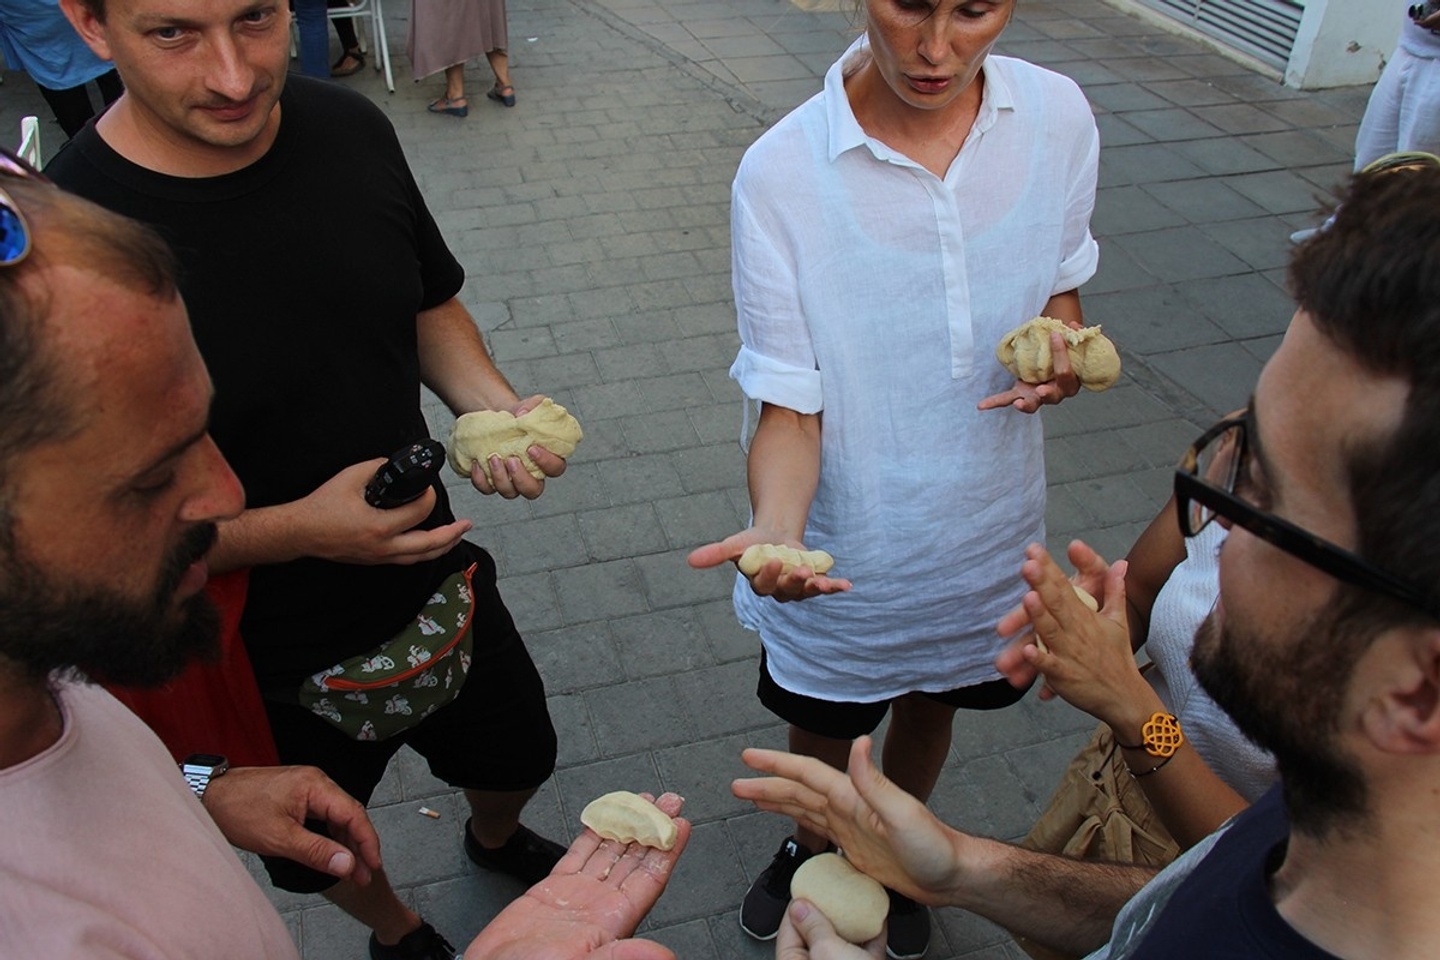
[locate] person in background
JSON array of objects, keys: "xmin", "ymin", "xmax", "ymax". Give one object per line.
[
  {"xmin": 0, "ymin": 0, "xmax": 120, "ymax": 138},
  {"xmin": 1355, "ymin": 1, "xmax": 1440, "ymax": 169},
  {"xmin": 409, "ymin": 0, "xmax": 514, "ymax": 117}
]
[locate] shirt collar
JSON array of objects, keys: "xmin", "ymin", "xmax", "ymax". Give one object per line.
[{"xmin": 825, "ymin": 35, "xmax": 1015, "ymax": 164}]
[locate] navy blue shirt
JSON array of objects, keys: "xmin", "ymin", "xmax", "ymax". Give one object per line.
[{"xmin": 1121, "ymin": 786, "xmax": 1337, "ymax": 959}]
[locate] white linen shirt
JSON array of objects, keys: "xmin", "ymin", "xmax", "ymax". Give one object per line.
[{"xmin": 730, "ymin": 36, "xmax": 1100, "ymax": 701}]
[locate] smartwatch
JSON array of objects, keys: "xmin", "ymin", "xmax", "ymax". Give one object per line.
[{"xmin": 180, "ymin": 753, "xmax": 230, "ymax": 800}]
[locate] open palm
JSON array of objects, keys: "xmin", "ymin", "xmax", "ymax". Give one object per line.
[{"xmin": 464, "ymin": 793, "xmax": 690, "ymax": 960}]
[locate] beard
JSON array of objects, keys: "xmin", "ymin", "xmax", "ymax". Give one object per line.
[
  {"xmin": 0, "ymin": 524, "xmax": 222, "ymax": 688},
  {"xmin": 1191, "ymin": 601, "xmax": 1370, "ymax": 837}
]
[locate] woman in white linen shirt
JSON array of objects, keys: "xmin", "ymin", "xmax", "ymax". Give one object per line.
[{"xmin": 688, "ymin": 1, "xmax": 1101, "ymax": 954}]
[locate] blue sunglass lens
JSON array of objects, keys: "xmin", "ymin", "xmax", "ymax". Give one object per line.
[{"xmin": 0, "ymin": 204, "xmax": 29, "ymax": 266}]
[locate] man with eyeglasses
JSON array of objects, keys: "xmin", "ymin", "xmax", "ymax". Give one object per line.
[
  {"xmin": 42, "ymin": 1, "xmax": 573, "ymax": 957},
  {"xmin": 733, "ymin": 166, "xmax": 1440, "ymax": 959}
]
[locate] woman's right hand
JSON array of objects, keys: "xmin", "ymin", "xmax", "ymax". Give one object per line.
[{"xmin": 686, "ymin": 529, "xmax": 851, "ymax": 602}]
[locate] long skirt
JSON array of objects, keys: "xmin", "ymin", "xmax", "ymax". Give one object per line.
[{"xmin": 407, "ymin": 0, "xmax": 508, "ymax": 81}]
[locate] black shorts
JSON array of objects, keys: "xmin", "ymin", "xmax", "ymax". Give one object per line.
[
  {"xmin": 260, "ymin": 549, "xmax": 556, "ymax": 893},
  {"xmin": 757, "ymin": 649, "xmax": 1029, "ymax": 741}
]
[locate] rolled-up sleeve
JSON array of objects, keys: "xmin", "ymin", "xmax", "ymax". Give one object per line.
[
  {"xmin": 1052, "ymin": 96, "xmax": 1101, "ymax": 296},
  {"xmin": 729, "ymin": 179, "xmax": 824, "ymax": 413}
]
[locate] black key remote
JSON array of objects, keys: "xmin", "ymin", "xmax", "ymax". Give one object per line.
[{"xmin": 364, "ymin": 440, "xmax": 446, "ymax": 509}]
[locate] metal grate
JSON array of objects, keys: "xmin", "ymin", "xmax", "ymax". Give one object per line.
[{"xmin": 1138, "ymin": 0, "xmax": 1305, "ymax": 70}]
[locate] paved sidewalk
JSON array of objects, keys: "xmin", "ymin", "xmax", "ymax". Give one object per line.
[{"xmin": 0, "ymin": 1, "xmax": 1371, "ymax": 957}]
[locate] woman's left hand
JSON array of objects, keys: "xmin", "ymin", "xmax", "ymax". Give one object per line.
[{"xmin": 978, "ymin": 331, "xmax": 1081, "ymax": 414}]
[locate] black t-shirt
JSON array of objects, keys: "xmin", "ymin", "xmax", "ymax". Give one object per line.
[
  {"xmin": 1122, "ymin": 786, "xmax": 1337, "ymax": 959},
  {"xmin": 48, "ymin": 77, "xmax": 471, "ymax": 686}
]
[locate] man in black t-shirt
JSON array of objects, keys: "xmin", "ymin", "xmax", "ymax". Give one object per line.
[
  {"xmin": 734, "ymin": 167, "xmax": 1440, "ymax": 960},
  {"xmin": 51, "ymin": 1, "xmax": 569, "ymax": 956}
]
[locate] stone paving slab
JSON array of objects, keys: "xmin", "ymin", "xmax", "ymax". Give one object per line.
[{"xmin": 0, "ymin": 0, "xmax": 1378, "ymax": 956}]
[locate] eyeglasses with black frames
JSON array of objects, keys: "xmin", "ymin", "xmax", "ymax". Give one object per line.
[
  {"xmin": 1175, "ymin": 410, "xmax": 1440, "ymax": 623},
  {"xmin": 0, "ymin": 145, "xmax": 51, "ymax": 268}
]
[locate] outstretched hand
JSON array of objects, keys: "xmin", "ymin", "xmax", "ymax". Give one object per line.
[
  {"xmin": 687, "ymin": 529, "xmax": 851, "ymax": 603},
  {"xmin": 464, "ymin": 793, "xmax": 691, "ymax": 960},
  {"xmin": 978, "ymin": 330, "xmax": 1081, "ymax": 414},
  {"xmin": 777, "ymin": 899, "xmax": 886, "ymax": 960},
  {"xmin": 733, "ymin": 738, "xmax": 960, "ymax": 907}
]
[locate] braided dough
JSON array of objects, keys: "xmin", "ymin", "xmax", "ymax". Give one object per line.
[
  {"xmin": 996, "ymin": 316, "xmax": 1121, "ymax": 391},
  {"xmin": 790, "ymin": 853, "xmax": 887, "ymax": 944},
  {"xmin": 448, "ymin": 398, "xmax": 583, "ymax": 483},
  {"xmin": 579, "ymin": 791, "xmax": 678, "ymax": 851},
  {"xmin": 737, "ymin": 544, "xmax": 835, "ymax": 577}
]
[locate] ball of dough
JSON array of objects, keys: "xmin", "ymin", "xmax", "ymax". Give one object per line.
[
  {"xmin": 790, "ymin": 853, "xmax": 888, "ymax": 944},
  {"xmin": 737, "ymin": 543, "xmax": 835, "ymax": 577},
  {"xmin": 579, "ymin": 790, "xmax": 678, "ymax": 851},
  {"xmin": 449, "ymin": 398, "xmax": 583, "ymax": 483},
  {"xmin": 995, "ymin": 316, "xmax": 1122, "ymax": 392}
]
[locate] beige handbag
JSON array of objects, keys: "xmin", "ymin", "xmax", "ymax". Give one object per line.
[{"xmin": 1011, "ymin": 723, "xmax": 1181, "ymax": 960}]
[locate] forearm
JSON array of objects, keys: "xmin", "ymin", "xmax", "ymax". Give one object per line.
[
  {"xmin": 1118, "ymin": 742, "xmax": 1248, "ymax": 849},
  {"xmin": 209, "ymin": 503, "xmax": 314, "ymax": 572},
  {"xmin": 951, "ymin": 832, "xmax": 1151, "ymax": 954},
  {"xmin": 1042, "ymin": 289, "xmax": 1083, "ymax": 326},
  {"xmin": 416, "ymin": 297, "xmax": 522, "ymax": 414},
  {"xmin": 748, "ymin": 403, "xmax": 822, "ymax": 540}
]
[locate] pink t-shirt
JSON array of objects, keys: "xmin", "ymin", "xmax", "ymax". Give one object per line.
[{"xmin": 0, "ymin": 680, "xmax": 299, "ymax": 959}]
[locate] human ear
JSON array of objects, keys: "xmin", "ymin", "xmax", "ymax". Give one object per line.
[
  {"xmin": 58, "ymin": 0, "xmax": 114, "ymax": 63},
  {"xmin": 1360, "ymin": 628, "xmax": 1440, "ymax": 755}
]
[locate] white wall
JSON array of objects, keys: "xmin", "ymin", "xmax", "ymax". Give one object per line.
[{"xmin": 1287, "ymin": 0, "xmax": 1404, "ymax": 88}]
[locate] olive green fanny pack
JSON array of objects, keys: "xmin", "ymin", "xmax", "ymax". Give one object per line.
[{"xmin": 297, "ymin": 564, "xmax": 477, "ymax": 741}]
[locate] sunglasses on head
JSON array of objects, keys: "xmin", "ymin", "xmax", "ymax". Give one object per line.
[{"xmin": 0, "ymin": 145, "xmax": 51, "ymax": 268}]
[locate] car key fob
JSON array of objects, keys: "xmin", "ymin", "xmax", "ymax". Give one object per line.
[{"xmin": 364, "ymin": 440, "xmax": 446, "ymax": 509}]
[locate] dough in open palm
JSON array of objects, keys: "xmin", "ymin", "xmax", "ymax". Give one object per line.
[
  {"xmin": 580, "ymin": 791, "xmax": 678, "ymax": 850},
  {"xmin": 737, "ymin": 543, "xmax": 835, "ymax": 577},
  {"xmin": 996, "ymin": 316, "xmax": 1121, "ymax": 391},
  {"xmin": 449, "ymin": 398, "xmax": 583, "ymax": 483}
]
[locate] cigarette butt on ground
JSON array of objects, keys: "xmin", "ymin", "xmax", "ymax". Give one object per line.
[{"xmin": 417, "ymin": 807, "xmax": 441, "ymax": 819}]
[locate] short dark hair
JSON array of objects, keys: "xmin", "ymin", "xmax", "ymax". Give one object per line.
[
  {"xmin": 0, "ymin": 178, "xmax": 178, "ymax": 527},
  {"xmin": 1289, "ymin": 166, "xmax": 1440, "ymax": 627},
  {"xmin": 74, "ymin": 0, "xmax": 105, "ymax": 21}
]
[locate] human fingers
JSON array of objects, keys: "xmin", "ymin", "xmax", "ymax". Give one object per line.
[
  {"xmin": 302, "ymin": 770, "xmax": 383, "ymax": 880},
  {"xmin": 686, "ymin": 532, "xmax": 753, "ymax": 570},
  {"xmin": 977, "ymin": 378, "xmax": 1046, "ymax": 411},
  {"xmin": 381, "ymin": 520, "xmax": 472, "ymax": 565},
  {"xmin": 527, "ymin": 444, "xmax": 568, "ymax": 479},
  {"xmin": 509, "ymin": 394, "xmax": 548, "ymax": 417},
  {"xmin": 784, "ymin": 900, "xmax": 887, "ymax": 960},
  {"xmin": 587, "ymin": 941, "xmax": 678, "ymax": 960},
  {"xmin": 468, "ymin": 461, "xmax": 497, "ymax": 495},
  {"xmin": 993, "ymin": 633, "xmax": 1040, "ymax": 688},
  {"xmin": 1048, "ymin": 331, "xmax": 1080, "ymax": 399},
  {"xmin": 616, "ymin": 816, "xmax": 691, "ymax": 902},
  {"xmin": 484, "ymin": 456, "xmax": 524, "ymax": 499}
]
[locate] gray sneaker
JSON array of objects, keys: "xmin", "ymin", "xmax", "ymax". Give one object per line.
[{"xmin": 739, "ymin": 837, "xmax": 818, "ymax": 940}]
